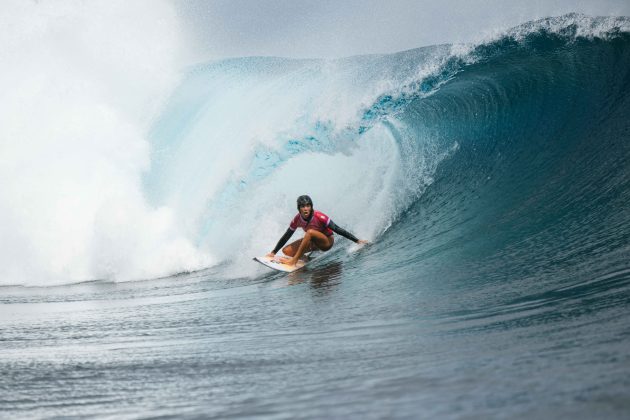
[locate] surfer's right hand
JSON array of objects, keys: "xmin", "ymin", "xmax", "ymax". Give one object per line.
[{"xmin": 266, "ymin": 251, "xmax": 276, "ymax": 258}]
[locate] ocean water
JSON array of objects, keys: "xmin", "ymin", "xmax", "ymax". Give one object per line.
[{"xmin": 2, "ymin": 14, "xmax": 630, "ymax": 419}]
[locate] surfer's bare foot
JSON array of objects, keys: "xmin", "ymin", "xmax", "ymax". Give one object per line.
[{"xmin": 287, "ymin": 257, "xmax": 298, "ymax": 267}]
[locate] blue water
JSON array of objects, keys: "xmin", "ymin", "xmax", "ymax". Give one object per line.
[{"xmin": 2, "ymin": 15, "xmax": 630, "ymax": 418}]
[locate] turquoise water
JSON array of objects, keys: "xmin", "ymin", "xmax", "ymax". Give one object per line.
[{"xmin": 2, "ymin": 15, "xmax": 630, "ymax": 418}]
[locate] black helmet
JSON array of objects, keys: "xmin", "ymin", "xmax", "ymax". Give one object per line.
[{"xmin": 296, "ymin": 195, "xmax": 313, "ymax": 209}]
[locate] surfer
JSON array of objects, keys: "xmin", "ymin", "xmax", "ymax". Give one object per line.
[{"xmin": 267, "ymin": 195, "xmax": 368, "ymax": 267}]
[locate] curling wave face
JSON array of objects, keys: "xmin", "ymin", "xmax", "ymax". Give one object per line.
[
  {"xmin": 1, "ymin": 13, "xmax": 628, "ymax": 286},
  {"xmin": 147, "ymin": 14, "xmax": 630, "ymax": 284}
]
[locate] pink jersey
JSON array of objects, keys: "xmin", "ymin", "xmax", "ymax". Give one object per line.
[{"xmin": 289, "ymin": 210, "xmax": 333, "ymax": 236}]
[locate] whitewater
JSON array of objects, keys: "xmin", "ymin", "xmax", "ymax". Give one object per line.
[{"xmin": 1, "ymin": 3, "xmax": 630, "ymax": 419}]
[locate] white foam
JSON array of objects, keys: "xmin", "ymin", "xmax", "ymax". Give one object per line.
[{"xmin": 0, "ymin": 1, "xmax": 212, "ymax": 286}]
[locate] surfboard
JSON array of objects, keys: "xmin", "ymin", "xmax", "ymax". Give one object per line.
[{"xmin": 253, "ymin": 254, "xmax": 314, "ymax": 273}]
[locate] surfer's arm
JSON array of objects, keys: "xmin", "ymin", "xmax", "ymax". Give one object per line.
[
  {"xmin": 270, "ymin": 228, "xmax": 295, "ymax": 255},
  {"xmin": 329, "ymin": 220, "xmax": 366, "ymax": 244}
]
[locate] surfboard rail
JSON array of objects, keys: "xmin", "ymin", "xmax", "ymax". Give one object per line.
[{"xmin": 253, "ymin": 254, "xmax": 313, "ymax": 273}]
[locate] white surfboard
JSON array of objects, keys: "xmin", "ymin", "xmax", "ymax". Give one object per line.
[{"xmin": 253, "ymin": 253, "xmax": 315, "ymax": 273}]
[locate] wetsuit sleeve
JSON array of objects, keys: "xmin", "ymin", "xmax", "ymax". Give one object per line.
[
  {"xmin": 273, "ymin": 228, "xmax": 295, "ymax": 254},
  {"xmin": 328, "ymin": 220, "xmax": 359, "ymax": 243}
]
